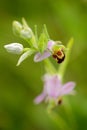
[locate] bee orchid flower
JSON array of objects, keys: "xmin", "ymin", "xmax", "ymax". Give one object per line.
[
  {"xmin": 34, "ymin": 74, "xmax": 76, "ymax": 105},
  {"xmin": 34, "ymin": 40, "xmax": 66, "ymax": 63}
]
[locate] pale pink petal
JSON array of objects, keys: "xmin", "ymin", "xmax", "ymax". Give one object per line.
[
  {"xmin": 34, "ymin": 93, "xmax": 46, "ymax": 104},
  {"xmin": 61, "ymin": 82, "xmax": 76, "ymax": 95},
  {"xmin": 46, "ymin": 75, "xmax": 62, "ymax": 97},
  {"xmin": 47, "ymin": 40, "xmax": 55, "ymax": 51},
  {"xmin": 34, "ymin": 51, "xmax": 51, "ymax": 62}
]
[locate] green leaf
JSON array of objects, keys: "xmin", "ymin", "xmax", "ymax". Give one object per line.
[
  {"xmin": 16, "ymin": 48, "xmax": 35, "ymax": 66},
  {"xmin": 38, "ymin": 25, "xmax": 50, "ymax": 53}
]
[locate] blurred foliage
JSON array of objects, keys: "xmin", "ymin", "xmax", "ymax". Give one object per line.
[{"xmin": 0, "ymin": 0, "xmax": 87, "ymax": 130}]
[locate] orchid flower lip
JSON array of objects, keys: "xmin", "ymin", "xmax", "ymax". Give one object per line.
[
  {"xmin": 58, "ymin": 98, "xmax": 62, "ymax": 105},
  {"xmin": 52, "ymin": 49, "xmax": 65, "ymax": 64}
]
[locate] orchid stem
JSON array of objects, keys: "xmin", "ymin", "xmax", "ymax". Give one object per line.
[
  {"xmin": 44, "ymin": 58, "xmax": 56, "ymax": 74},
  {"xmin": 47, "ymin": 110, "xmax": 71, "ymax": 130}
]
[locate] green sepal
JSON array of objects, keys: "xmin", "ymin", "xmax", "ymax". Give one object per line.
[
  {"xmin": 22, "ymin": 18, "xmax": 29, "ymax": 28},
  {"xmin": 34, "ymin": 25, "xmax": 38, "ymax": 43},
  {"xmin": 43, "ymin": 24, "xmax": 50, "ymax": 40},
  {"xmin": 38, "ymin": 25, "xmax": 50, "ymax": 53}
]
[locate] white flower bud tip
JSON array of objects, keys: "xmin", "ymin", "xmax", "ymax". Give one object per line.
[
  {"xmin": 4, "ymin": 43, "xmax": 24, "ymax": 54},
  {"xmin": 20, "ymin": 29, "xmax": 32, "ymax": 39},
  {"xmin": 13, "ymin": 21, "xmax": 22, "ymax": 30}
]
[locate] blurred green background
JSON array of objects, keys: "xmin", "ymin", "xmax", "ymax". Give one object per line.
[{"xmin": 0, "ymin": 0, "xmax": 87, "ymax": 130}]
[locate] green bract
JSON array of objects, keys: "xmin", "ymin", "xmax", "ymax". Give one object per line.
[
  {"xmin": 17, "ymin": 48, "xmax": 35, "ymax": 66},
  {"xmin": 38, "ymin": 25, "xmax": 50, "ymax": 53}
]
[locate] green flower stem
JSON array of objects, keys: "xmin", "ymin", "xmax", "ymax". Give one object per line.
[
  {"xmin": 58, "ymin": 38, "xmax": 74, "ymax": 79},
  {"xmin": 47, "ymin": 110, "xmax": 71, "ymax": 130},
  {"xmin": 22, "ymin": 32, "xmax": 38, "ymax": 49},
  {"xmin": 44, "ymin": 59, "xmax": 56, "ymax": 74},
  {"xmin": 24, "ymin": 38, "xmax": 33, "ymax": 47},
  {"xmin": 47, "ymin": 100, "xmax": 72, "ymax": 130},
  {"xmin": 23, "ymin": 48, "xmax": 37, "ymax": 54}
]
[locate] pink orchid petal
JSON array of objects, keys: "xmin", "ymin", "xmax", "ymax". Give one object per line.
[
  {"xmin": 45, "ymin": 75, "xmax": 62, "ymax": 97},
  {"xmin": 34, "ymin": 93, "xmax": 46, "ymax": 104},
  {"xmin": 61, "ymin": 82, "xmax": 76, "ymax": 96},
  {"xmin": 34, "ymin": 51, "xmax": 51, "ymax": 62},
  {"xmin": 47, "ymin": 40, "xmax": 55, "ymax": 50}
]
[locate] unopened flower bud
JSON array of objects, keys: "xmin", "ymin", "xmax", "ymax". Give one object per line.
[
  {"xmin": 20, "ymin": 28, "xmax": 32, "ymax": 39},
  {"xmin": 13, "ymin": 21, "xmax": 22, "ymax": 35},
  {"xmin": 13, "ymin": 20, "xmax": 33, "ymax": 40},
  {"xmin": 4, "ymin": 43, "xmax": 24, "ymax": 54}
]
